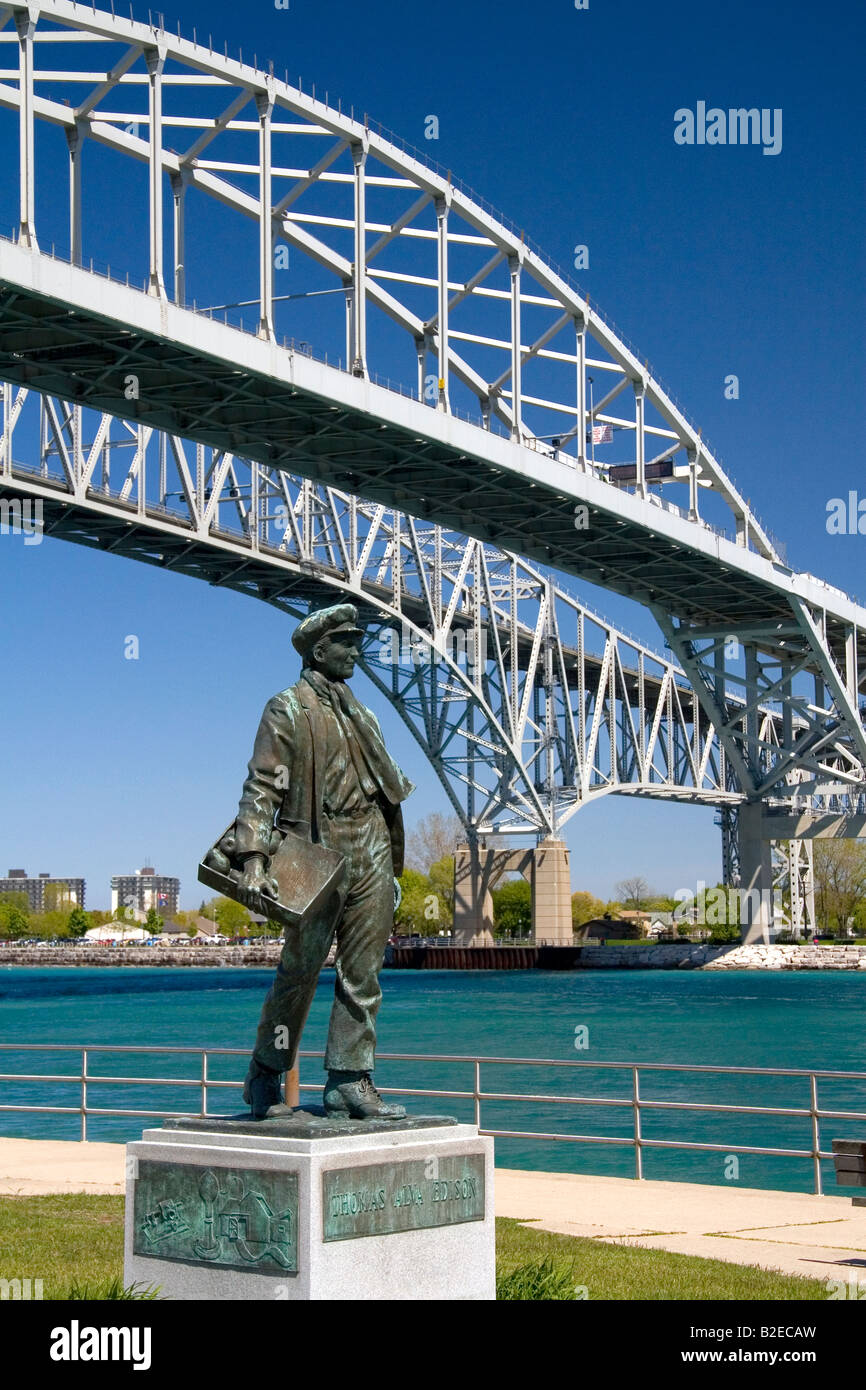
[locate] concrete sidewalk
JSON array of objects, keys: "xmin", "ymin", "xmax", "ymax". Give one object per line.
[
  {"xmin": 0, "ymin": 1137, "xmax": 126, "ymax": 1196},
  {"xmin": 496, "ymin": 1167, "xmax": 866, "ymax": 1281},
  {"xmin": 2, "ymin": 1138, "xmax": 864, "ymax": 1282}
]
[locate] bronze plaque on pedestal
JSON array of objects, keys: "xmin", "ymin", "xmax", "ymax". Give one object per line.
[
  {"xmin": 133, "ymin": 1160, "xmax": 299, "ymax": 1273},
  {"xmin": 322, "ymin": 1153, "xmax": 485, "ymax": 1241}
]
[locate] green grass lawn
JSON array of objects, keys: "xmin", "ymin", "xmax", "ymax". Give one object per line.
[
  {"xmin": 0, "ymin": 1196, "xmax": 829, "ymax": 1300},
  {"xmin": 0, "ymin": 1194, "xmax": 131, "ymax": 1300},
  {"xmin": 495, "ymin": 1218, "xmax": 827, "ymax": 1300}
]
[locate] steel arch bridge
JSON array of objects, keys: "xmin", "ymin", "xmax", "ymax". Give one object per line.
[
  {"xmin": 1, "ymin": 383, "xmax": 736, "ymax": 838},
  {"xmin": 0, "ymin": 1, "xmax": 863, "ymax": 935}
]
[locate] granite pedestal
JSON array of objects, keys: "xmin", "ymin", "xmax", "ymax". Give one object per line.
[{"xmin": 123, "ymin": 1110, "xmax": 495, "ymax": 1300}]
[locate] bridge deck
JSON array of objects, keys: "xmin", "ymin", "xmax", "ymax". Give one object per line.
[{"xmin": 1, "ymin": 244, "xmax": 863, "ymax": 676}]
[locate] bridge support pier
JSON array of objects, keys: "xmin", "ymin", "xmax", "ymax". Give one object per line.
[
  {"xmin": 452, "ymin": 838, "xmax": 573, "ymax": 946},
  {"xmin": 452, "ymin": 843, "xmax": 496, "ymax": 947},
  {"xmin": 738, "ymin": 802, "xmax": 775, "ymax": 945},
  {"xmin": 531, "ymin": 839, "xmax": 573, "ymax": 943}
]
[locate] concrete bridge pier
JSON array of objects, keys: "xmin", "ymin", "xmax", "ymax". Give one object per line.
[
  {"xmin": 738, "ymin": 801, "xmax": 775, "ymax": 945},
  {"xmin": 452, "ymin": 842, "xmax": 498, "ymax": 946},
  {"xmin": 531, "ymin": 839, "xmax": 573, "ymax": 943},
  {"xmin": 452, "ymin": 837, "xmax": 573, "ymax": 946}
]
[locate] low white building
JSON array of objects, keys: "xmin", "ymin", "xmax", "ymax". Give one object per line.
[{"xmin": 83, "ymin": 924, "xmax": 153, "ymax": 944}]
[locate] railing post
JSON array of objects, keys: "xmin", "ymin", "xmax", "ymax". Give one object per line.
[
  {"xmin": 810, "ymin": 1072, "xmax": 823, "ymax": 1195},
  {"xmin": 256, "ymin": 86, "xmax": 275, "ymax": 340},
  {"xmin": 15, "ymin": 8, "xmax": 39, "ymax": 251},
  {"xmin": 434, "ymin": 193, "xmax": 450, "ymax": 409},
  {"xmin": 145, "ymin": 45, "xmax": 167, "ymax": 296},
  {"xmin": 200, "ymin": 1050, "xmax": 208, "ymax": 1117},
  {"xmin": 632, "ymin": 1065, "xmax": 643, "ymax": 1180},
  {"xmin": 474, "ymin": 1060, "xmax": 481, "ymax": 1128},
  {"xmin": 350, "ymin": 142, "xmax": 368, "ymax": 376},
  {"xmin": 81, "ymin": 1048, "xmax": 88, "ymax": 1142}
]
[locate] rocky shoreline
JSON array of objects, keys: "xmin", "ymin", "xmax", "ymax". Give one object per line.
[
  {"xmin": 578, "ymin": 942, "xmax": 866, "ymax": 970},
  {"xmin": 0, "ymin": 944, "xmax": 285, "ymax": 967}
]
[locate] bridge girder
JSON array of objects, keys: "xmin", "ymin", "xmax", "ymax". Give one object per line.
[{"xmin": 0, "ymin": 385, "xmax": 734, "ymax": 838}]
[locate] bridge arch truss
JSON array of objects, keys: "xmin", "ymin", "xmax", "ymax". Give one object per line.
[{"xmin": 1, "ymin": 383, "xmax": 735, "ymax": 839}]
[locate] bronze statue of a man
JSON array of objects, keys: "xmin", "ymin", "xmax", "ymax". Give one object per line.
[{"xmin": 233, "ymin": 603, "xmax": 414, "ymax": 1121}]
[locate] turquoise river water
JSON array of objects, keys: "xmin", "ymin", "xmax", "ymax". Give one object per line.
[{"xmin": 1, "ymin": 966, "xmax": 864, "ymax": 1194}]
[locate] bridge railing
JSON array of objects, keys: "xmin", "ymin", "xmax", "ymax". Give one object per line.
[
  {"xmin": 0, "ymin": 230, "xmax": 744, "ymax": 551},
  {"xmin": 0, "ymin": 230, "xmax": 496, "ymax": 437},
  {"xmin": 1, "ymin": 1043, "xmax": 865, "ymax": 1195}
]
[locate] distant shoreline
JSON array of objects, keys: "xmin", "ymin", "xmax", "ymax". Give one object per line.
[{"xmin": 2, "ymin": 941, "xmax": 866, "ymax": 971}]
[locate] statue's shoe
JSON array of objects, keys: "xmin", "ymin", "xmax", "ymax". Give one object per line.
[
  {"xmin": 324, "ymin": 1071, "xmax": 406, "ymax": 1120},
  {"xmin": 243, "ymin": 1060, "xmax": 294, "ymax": 1120}
]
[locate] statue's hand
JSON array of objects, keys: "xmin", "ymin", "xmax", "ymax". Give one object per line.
[{"xmin": 237, "ymin": 854, "xmax": 280, "ymax": 905}]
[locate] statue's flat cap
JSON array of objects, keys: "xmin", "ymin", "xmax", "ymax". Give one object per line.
[{"xmin": 292, "ymin": 602, "xmax": 364, "ymax": 657}]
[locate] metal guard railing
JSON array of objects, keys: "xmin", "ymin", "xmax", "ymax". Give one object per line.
[{"xmin": 1, "ymin": 1045, "xmax": 865, "ymax": 1196}]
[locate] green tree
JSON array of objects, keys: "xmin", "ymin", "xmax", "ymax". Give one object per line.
[
  {"xmin": 42, "ymin": 881, "xmax": 72, "ymax": 913},
  {"xmin": 571, "ymin": 891, "xmax": 605, "ymax": 928},
  {"xmin": 170, "ymin": 910, "xmax": 199, "ymax": 938},
  {"xmin": 426, "ymin": 855, "xmax": 455, "ymax": 930},
  {"xmin": 30, "ymin": 909, "xmax": 70, "ymax": 939},
  {"xmin": 615, "ymin": 876, "xmax": 650, "ymax": 911},
  {"xmin": 212, "ymin": 896, "xmax": 252, "ymax": 935},
  {"xmin": 492, "ymin": 878, "xmax": 532, "ymax": 938},
  {"xmin": 0, "ymin": 891, "xmax": 30, "ymax": 913},
  {"xmin": 0, "ymin": 904, "xmax": 29, "ymax": 939},
  {"xmin": 813, "ymin": 841, "xmax": 866, "ymax": 934},
  {"xmin": 850, "ymin": 898, "xmax": 866, "ymax": 938},
  {"xmin": 145, "ymin": 907, "xmax": 164, "ymax": 935},
  {"xmin": 645, "ymin": 895, "xmax": 678, "ymax": 913},
  {"xmin": 66, "ymin": 906, "xmax": 90, "ymax": 938},
  {"xmin": 708, "ymin": 919, "xmax": 739, "ymax": 944},
  {"xmin": 395, "ymin": 868, "xmax": 432, "ymax": 933},
  {"xmin": 694, "ymin": 883, "xmax": 740, "ymax": 927}
]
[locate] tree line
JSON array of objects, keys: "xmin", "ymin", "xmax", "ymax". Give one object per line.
[
  {"xmin": 0, "ymin": 891, "xmax": 274, "ymax": 941},
  {"xmin": 393, "ymin": 818, "xmax": 866, "ymax": 941}
]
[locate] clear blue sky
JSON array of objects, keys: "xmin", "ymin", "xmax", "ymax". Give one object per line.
[{"xmin": 0, "ymin": 0, "xmax": 863, "ymax": 907}]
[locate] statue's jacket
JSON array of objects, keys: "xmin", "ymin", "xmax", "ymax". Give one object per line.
[{"xmin": 233, "ymin": 680, "xmax": 406, "ymax": 876}]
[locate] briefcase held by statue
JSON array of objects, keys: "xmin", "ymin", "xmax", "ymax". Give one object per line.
[{"xmin": 198, "ymin": 822, "xmax": 347, "ymax": 930}]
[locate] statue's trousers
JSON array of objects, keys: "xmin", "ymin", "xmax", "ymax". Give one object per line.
[{"xmin": 251, "ymin": 803, "xmax": 394, "ymax": 1075}]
